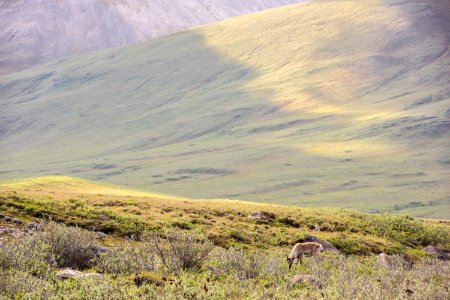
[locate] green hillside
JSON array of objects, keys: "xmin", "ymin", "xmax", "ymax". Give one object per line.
[
  {"xmin": 1, "ymin": 0, "xmax": 449, "ymax": 218},
  {"xmin": 1, "ymin": 176, "xmax": 449, "ymax": 254}
]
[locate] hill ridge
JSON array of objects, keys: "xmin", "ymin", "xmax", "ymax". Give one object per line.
[{"xmin": 0, "ymin": 0, "xmax": 304, "ymax": 75}]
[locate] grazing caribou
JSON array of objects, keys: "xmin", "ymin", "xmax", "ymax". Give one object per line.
[{"xmin": 286, "ymin": 242, "xmax": 323, "ymax": 269}]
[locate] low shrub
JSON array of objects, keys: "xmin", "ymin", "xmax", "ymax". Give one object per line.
[
  {"xmin": 148, "ymin": 230, "xmax": 213, "ymax": 272},
  {"xmin": 360, "ymin": 213, "xmax": 450, "ymax": 248},
  {"xmin": 207, "ymin": 233, "xmax": 230, "ymax": 248},
  {"xmin": 328, "ymin": 235, "xmax": 376, "ymax": 255},
  {"xmin": 229, "ymin": 230, "xmax": 248, "ymax": 243},
  {"xmin": 0, "ymin": 233, "xmax": 55, "ymax": 276},
  {"xmin": 208, "ymin": 248, "xmax": 286, "ymax": 280},
  {"xmin": 40, "ymin": 222, "xmax": 97, "ymax": 269},
  {"xmin": 0, "ymin": 270, "xmax": 51, "ymax": 299},
  {"xmin": 278, "ymin": 217, "xmax": 300, "ymax": 228},
  {"xmin": 171, "ymin": 221, "xmax": 191, "ymax": 230},
  {"xmin": 96, "ymin": 244, "xmax": 155, "ymax": 274}
]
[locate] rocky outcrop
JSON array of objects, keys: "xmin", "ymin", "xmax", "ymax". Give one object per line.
[
  {"xmin": 96, "ymin": 231, "xmax": 107, "ymax": 239},
  {"xmin": 90, "ymin": 245, "xmax": 112, "ymax": 256},
  {"xmin": 302, "ymin": 236, "xmax": 338, "ymax": 252},
  {"xmin": 247, "ymin": 211, "xmax": 275, "ymax": 220},
  {"xmin": 422, "ymin": 245, "xmax": 450, "ymax": 260},
  {"xmin": 56, "ymin": 269, "xmax": 103, "ymax": 280},
  {"xmin": 26, "ymin": 222, "xmax": 44, "ymax": 231}
]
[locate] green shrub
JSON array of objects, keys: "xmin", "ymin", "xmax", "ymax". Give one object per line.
[
  {"xmin": 96, "ymin": 244, "xmax": 155, "ymax": 275},
  {"xmin": 208, "ymin": 248, "xmax": 286, "ymax": 280},
  {"xmin": 0, "ymin": 233, "xmax": 55, "ymax": 276},
  {"xmin": 229, "ymin": 230, "xmax": 248, "ymax": 243},
  {"xmin": 148, "ymin": 230, "xmax": 213, "ymax": 272},
  {"xmin": 207, "ymin": 233, "xmax": 230, "ymax": 248},
  {"xmin": 360, "ymin": 213, "xmax": 450, "ymax": 248},
  {"xmin": 0, "ymin": 270, "xmax": 51, "ymax": 299},
  {"xmin": 40, "ymin": 222, "xmax": 97, "ymax": 269},
  {"xmin": 51, "ymin": 276, "xmax": 140, "ymax": 299},
  {"xmin": 328, "ymin": 235, "xmax": 374, "ymax": 255},
  {"xmin": 278, "ymin": 217, "xmax": 300, "ymax": 228},
  {"xmin": 293, "ymin": 232, "xmax": 310, "ymax": 244},
  {"xmin": 171, "ymin": 221, "xmax": 192, "ymax": 230}
]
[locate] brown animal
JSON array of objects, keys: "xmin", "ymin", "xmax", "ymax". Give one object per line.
[{"xmin": 286, "ymin": 242, "xmax": 323, "ymax": 269}]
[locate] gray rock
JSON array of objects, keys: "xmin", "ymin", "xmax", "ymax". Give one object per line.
[
  {"xmin": 56, "ymin": 269, "xmax": 103, "ymax": 280},
  {"xmin": 56, "ymin": 269, "xmax": 84, "ymax": 279},
  {"xmin": 4, "ymin": 216, "xmax": 12, "ymax": 222},
  {"xmin": 303, "ymin": 236, "xmax": 338, "ymax": 251},
  {"xmin": 422, "ymin": 245, "xmax": 450, "ymax": 260},
  {"xmin": 247, "ymin": 211, "xmax": 275, "ymax": 220},
  {"xmin": 248, "ymin": 211, "xmax": 265, "ymax": 219},
  {"xmin": 90, "ymin": 245, "xmax": 112, "ymax": 255},
  {"xmin": 27, "ymin": 222, "xmax": 44, "ymax": 231},
  {"xmin": 96, "ymin": 231, "xmax": 107, "ymax": 239},
  {"xmin": 98, "ymin": 214, "xmax": 110, "ymax": 221},
  {"xmin": 0, "ymin": 213, "xmax": 4, "ymax": 218}
]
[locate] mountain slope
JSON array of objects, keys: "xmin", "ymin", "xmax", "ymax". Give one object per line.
[
  {"xmin": 0, "ymin": 0, "xmax": 303, "ymax": 75},
  {"xmin": 1, "ymin": 0, "xmax": 449, "ymax": 218}
]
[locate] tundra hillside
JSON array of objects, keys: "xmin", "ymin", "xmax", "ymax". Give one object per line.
[
  {"xmin": 1, "ymin": 0, "xmax": 449, "ymax": 218},
  {"xmin": 1, "ymin": 177, "xmax": 449, "ymax": 255},
  {"xmin": 0, "ymin": 177, "xmax": 449, "ymax": 299}
]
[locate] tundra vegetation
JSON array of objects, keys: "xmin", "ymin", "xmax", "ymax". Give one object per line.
[{"xmin": 0, "ymin": 177, "xmax": 449, "ymax": 299}]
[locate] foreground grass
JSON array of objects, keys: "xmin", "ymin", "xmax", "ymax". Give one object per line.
[{"xmin": 0, "ymin": 222, "xmax": 449, "ymax": 300}]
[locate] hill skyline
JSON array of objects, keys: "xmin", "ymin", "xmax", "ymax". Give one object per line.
[{"xmin": 0, "ymin": 0, "xmax": 303, "ymax": 75}]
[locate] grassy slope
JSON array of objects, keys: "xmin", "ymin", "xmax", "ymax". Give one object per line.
[
  {"xmin": 0, "ymin": 0, "xmax": 449, "ymax": 218},
  {"xmin": 1, "ymin": 176, "xmax": 449, "ymax": 256}
]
